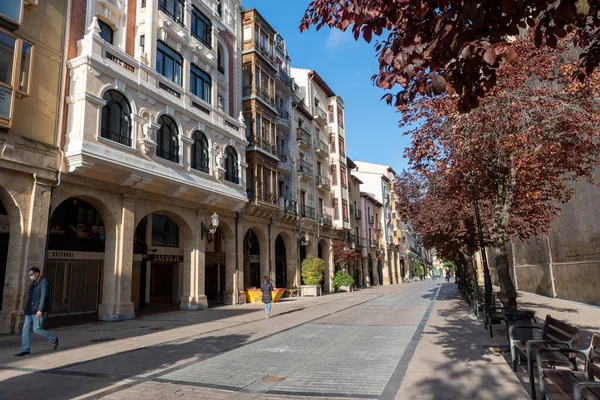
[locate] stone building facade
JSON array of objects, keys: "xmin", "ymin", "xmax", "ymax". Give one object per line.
[
  {"xmin": 0, "ymin": 0, "xmax": 67, "ymax": 333},
  {"xmin": 483, "ymin": 171, "xmax": 600, "ymax": 306}
]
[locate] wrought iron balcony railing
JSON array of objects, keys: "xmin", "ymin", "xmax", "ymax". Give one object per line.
[
  {"xmin": 156, "ymin": 149, "xmax": 179, "ymax": 163},
  {"xmin": 355, "ymin": 208, "xmax": 362, "ymax": 219},
  {"xmin": 101, "ymin": 129, "xmax": 132, "ymax": 147},
  {"xmin": 316, "ymin": 175, "xmax": 331, "ymax": 190},
  {"xmin": 296, "ymin": 127, "xmax": 312, "ymax": 147},
  {"xmin": 320, "ymin": 213, "xmax": 332, "ymax": 226},
  {"xmin": 315, "ymin": 139, "xmax": 329, "ymax": 155},
  {"xmin": 225, "ymin": 173, "xmax": 239, "ymax": 184},
  {"xmin": 297, "ymin": 159, "xmax": 313, "ymax": 175},
  {"xmin": 301, "ymin": 205, "xmax": 316, "ymax": 220},
  {"xmin": 314, "ymin": 106, "xmax": 327, "ymax": 124},
  {"xmin": 368, "ymin": 214, "xmax": 375, "ymax": 224}
]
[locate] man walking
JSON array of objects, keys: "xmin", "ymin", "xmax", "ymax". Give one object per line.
[{"xmin": 14, "ymin": 267, "xmax": 59, "ymax": 356}]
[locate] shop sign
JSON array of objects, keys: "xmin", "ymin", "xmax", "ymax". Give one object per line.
[
  {"xmin": 150, "ymin": 254, "xmax": 183, "ymax": 263},
  {"xmin": 48, "ymin": 251, "xmax": 104, "ymax": 260}
]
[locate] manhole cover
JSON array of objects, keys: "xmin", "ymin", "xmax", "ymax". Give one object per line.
[
  {"xmin": 263, "ymin": 375, "xmax": 287, "ymax": 382},
  {"xmin": 90, "ymin": 338, "xmax": 117, "ymax": 343},
  {"xmin": 479, "ymin": 345, "xmax": 510, "ymax": 355}
]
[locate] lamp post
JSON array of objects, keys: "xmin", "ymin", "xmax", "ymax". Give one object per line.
[{"xmin": 470, "ymin": 183, "xmax": 493, "ymax": 306}]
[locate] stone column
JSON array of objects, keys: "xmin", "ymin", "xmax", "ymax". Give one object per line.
[
  {"xmin": 362, "ymin": 257, "xmax": 369, "ymax": 287},
  {"xmin": 0, "ymin": 176, "xmax": 53, "ymax": 333},
  {"xmin": 180, "ymin": 209, "xmax": 205, "ymax": 311},
  {"xmin": 98, "ymin": 194, "xmax": 135, "ymax": 321}
]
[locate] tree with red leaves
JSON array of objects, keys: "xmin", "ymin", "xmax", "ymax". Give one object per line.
[
  {"xmin": 331, "ymin": 240, "xmax": 361, "ymax": 270},
  {"xmin": 395, "ymin": 171, "xmax": 481, "ymax": 289},
  {"xmin": 300, "ymin": 0, "xmax": 600, "ymax": 111},
  {"xmin": 395, "ymin": 34, "xmax": 600, "ymax": 308}
]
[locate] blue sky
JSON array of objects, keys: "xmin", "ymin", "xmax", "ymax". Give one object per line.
[{"xmin": 243, "ymin": 0, "xmax": 409, "ymax": 173}]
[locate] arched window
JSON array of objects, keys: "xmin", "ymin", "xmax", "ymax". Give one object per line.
[
  {"xmin": 101, "ymin": 90, "xmax": 132, "ymax": 146},
  {"xmin": 191, "ymin": 131, "xmax": 209, "ymax": 173},
  {"xmin": 156, "ymin": 115, "xmax": 179, "ymax": 163},
  {"xmin": 224, "ymin": 146, "xmax": 239, "ymax": 183}
]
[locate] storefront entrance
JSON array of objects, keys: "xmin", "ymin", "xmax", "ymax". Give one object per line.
[
  {"xmin": 133, "ymin": 214, "xmax": 183, "ymax": 310},
  {"xmin": 47, "ymin": 198, "xmax": 105, "ymax": 318},
  {"xmin": 206, "ymin": 252, "xmax": 226, "ymax": 305},
  {"xmin": 150, "ymin": 262, "xmax": 176, "ymax": 305}
]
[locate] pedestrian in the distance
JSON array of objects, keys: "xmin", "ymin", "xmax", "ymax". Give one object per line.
[
  {"xmin": 260, "ymin": 275, "xmax": 273, "ymax": 319},
  {"xmin": 15, "ymin": 267, "xmax": 59, "ymax": 356}
]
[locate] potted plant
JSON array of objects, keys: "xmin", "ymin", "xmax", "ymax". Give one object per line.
[
  {"xmin": 332, "ymin": 270, "xmax": 355, "ymax": 292},
  {"xmin": 412, "ymin": 260, "xmax": 424, "ymax": 281},
  {"xmin": 301, "ymin": 255, "xmax": 325, "ymax": 297}
]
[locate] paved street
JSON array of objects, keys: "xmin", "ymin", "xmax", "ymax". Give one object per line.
[
  {"xmin": 0, "ymin": 283, "xmax": 438, "ymax": 399},
  {"xmin": 3, "ymin": 281, "xmax": 598, "ymax": 399}
]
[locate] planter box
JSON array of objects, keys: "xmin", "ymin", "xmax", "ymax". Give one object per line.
[
  {"xmin": 301, "ymin": 285, "xmax": 322, "ymax": 297},
  {"xmin": 338, "ymin": 285, "xmax": 354, "ymax": 293}
]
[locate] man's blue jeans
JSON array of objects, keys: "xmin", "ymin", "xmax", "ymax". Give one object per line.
[
  {"xmin": 22, "ymin": 313, "xmax": 56, "ymax": 352},
  {"xmin": 264, "ymin": 302, "xmax": 272, "ymax": 314}
]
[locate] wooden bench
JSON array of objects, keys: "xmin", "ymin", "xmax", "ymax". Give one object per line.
[
  {"xmin": 509, "ymin": 314, "xmax": 580, "ymax": 399},
  {"xmin": 483, "ymin": 294, "xmax": 506, "ymax": 338},
  {"xmin": 536, "ymin": 333, "xmax": 600, "ymax": 400}
]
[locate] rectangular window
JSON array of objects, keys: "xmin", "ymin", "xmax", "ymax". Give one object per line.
[
  {"xmin": 331, "ymin": 164, "xmax": 337, "ymax": 186},
  {"xmin": 158, "ymin": 0, "xmax": 185, "ymax": 26},
  {"xmin": 328, "ymin": 105, "xmax": 334, "ymax": 123},
  {"xmin": 97, "ymin": 19, "xmax": 114, "ymax": 45},
  {"xmin": 141, "ymin": 0, "xmax": 146, "ymax": 8},
  {"xmin": 192, "ymin": 7, "xmax": 212, "ymax": 48},
  {"xmin": 333, "ymin": 198, "xmax": 339, "ymax": 220},
  {"xmin": 343, "ymin": 200, "xmax": 349, "ymax": 222},
  {"xmin": 0, "ymin": 1, "xmax": 24, "ymax": 26},
  {"xmin": 0, "ymin": 29, "xmax": 33, "ymax": 128},
  {"xmin": 339, "ymin": 137, "xmax": 345, "ymax": 157},
  {"xmin": 156, "ymin": 41, "xmax": 183, "ymax": 86},
  {"xmin": 140, "ymin": 34, "xmax": 145, "ymax": 54},
  {"xmin": 329, "ymin": 133, "xmax": 336, "ymax": 153},
  {"xmin": 341, "ymin": 166, "xmax": 347, "ymax": 188},
  {"xmin": 190, "ymin": 64, "xmax": 211, "ymax": 103},
  {"xmin": 243, "ymin": 24, "xmax": 252, "ymax": 42},
  {"xmin": 338, "ymin": 107, "xmax": 344, "ymax": 127}
]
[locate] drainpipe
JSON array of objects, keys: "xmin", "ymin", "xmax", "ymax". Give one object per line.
[
  {"xmin": 43, "ymin": 0, "xmax": 71, "ymax": 274},
  {"xmin": 546, "ymin": 235, "xmax": 557, "ymax": 298},
  {"xmin": 235, "ymin": 212, "xmax": 240, "ymax": 304},
  {"xmin": 268, "ymin": 216, "xmax": 273, "ymax": 280}
]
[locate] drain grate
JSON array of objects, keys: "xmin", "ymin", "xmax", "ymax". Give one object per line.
[
  {"xmin": 263, "ymin": 375, "xmax": 287, "ymax": 382},
  {"xmin": 90, "ymin": 338, "xmax": 117, "ymax": 343}
]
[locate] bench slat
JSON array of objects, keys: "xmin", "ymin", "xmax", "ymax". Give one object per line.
[
  {"xmin": 546, "ymin": 316, "xmax": 580, "ymax": 336},
  {"xmin": 545, "ymin": 325, "xmax": 575, "ymax": 343}
]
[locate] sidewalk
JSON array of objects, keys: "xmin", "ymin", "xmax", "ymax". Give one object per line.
[
  {"xmin": 398, "ymin": 283, "xmax": 600, "ymax": 400},
  {"xmin": 0, "ymin": 287, "xmax": 394, "ymax": 399}
]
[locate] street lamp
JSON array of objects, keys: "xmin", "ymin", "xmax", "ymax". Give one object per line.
[
  {"xmin": 299, "ymin": 232, "xmax": 309, "ymax": 246},
  {"xmin": 201, "ymin": 212, "xmax": 220, "ymax": 239},
  {"xmin": 468, "ymin": 181, "xmax": 493, "ymax": 307}
]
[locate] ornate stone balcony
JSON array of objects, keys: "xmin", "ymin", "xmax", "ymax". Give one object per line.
[{"xmin": 63, "ymin": 21, "xmax": 248, "ymax": 209}]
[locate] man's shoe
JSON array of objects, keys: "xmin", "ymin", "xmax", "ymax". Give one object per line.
[
  {"xmin": 53, "ymin": 337, "xmax": 59, "ymax": 351},
  {"xmin": 14, "ymin": 351, "xmax": 30, "ymax": 357}
]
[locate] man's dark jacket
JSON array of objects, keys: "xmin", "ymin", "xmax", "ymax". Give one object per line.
[{"xmin": 25, "ymin": 277, "xmax": 50, "ymax": 315}]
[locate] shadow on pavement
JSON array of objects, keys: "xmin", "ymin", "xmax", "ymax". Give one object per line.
[
  {"xmin": 401, "ymin": 283, "xmax": 531, "ymax": 400},
  {"xmin": 0, "ymin": 332, "xmax": 252, "ymax": 399}
]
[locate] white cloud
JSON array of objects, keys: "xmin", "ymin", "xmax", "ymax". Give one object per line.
[{"xmin": 326, "ymin": 29, "xmax": 353, "ymax": 49}]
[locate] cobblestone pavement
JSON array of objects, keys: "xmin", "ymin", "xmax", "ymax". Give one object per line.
[{"xmin": 0, "ymin": 283, "xmax": 440, "ymax": 399}]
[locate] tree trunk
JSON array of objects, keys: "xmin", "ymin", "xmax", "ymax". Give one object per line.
[
  {"xmin": 491, "ymin": 240, "xmax": 517, "ymax": 309},
  {"xmin": 490, "ymin": 166, "xmax": 518, "ymax": 310}
]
